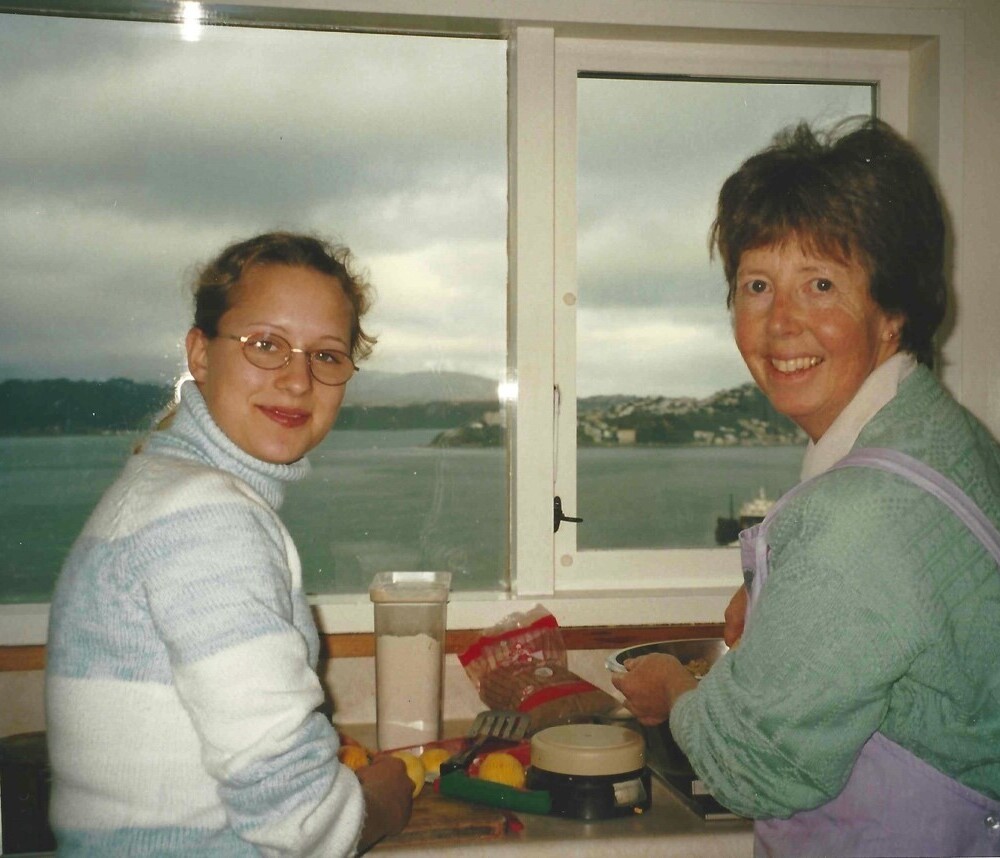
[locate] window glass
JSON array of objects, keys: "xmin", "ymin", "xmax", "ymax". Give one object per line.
[
  {"xmin": 575, "ymin": 78, "xmax": 873, "ymax": 551},
  {"xmin": 0, "ymin": 12, "xmax": 507, "ymax": 602}
]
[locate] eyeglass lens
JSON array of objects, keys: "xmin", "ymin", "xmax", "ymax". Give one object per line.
[{"xmin": 240, "ymin": 333, "xmax": 354, "ymax": 386}]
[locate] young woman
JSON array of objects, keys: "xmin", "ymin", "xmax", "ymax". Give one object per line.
[{"xmin": 45, "ymin": 232, "xmax": 413, "ymax": 855}]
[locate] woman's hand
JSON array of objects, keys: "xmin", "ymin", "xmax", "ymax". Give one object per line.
[
  {"xmin": 356, "ymin": 755, "xmax": 414, "ymax": 852},
  {"xmin": 611, "ymin": 653, "xmax": 698, "ymax": 726},
  {"xmin": 724, "ymin": 584, "xmax": 748, "ymax": 647}
]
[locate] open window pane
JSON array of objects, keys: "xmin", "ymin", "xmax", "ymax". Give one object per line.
[
  {"xmin": 0, "ymin": 12, "xmax": 507, "ymax": 602},
  {"xmin": 575, "ymin": 78, "xmax": 873, "ymax": 551}
]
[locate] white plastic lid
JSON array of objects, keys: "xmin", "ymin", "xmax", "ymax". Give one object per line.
[
  {"xmin": 530, "ymin": 723, "xmax": 645, "ymax": 776},
  {"xmin": 369, "ymin": 571, "xmax": 452, "ymax": 603}
]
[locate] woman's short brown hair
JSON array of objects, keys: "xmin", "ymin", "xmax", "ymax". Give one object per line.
[{"xmin": 710, "ymin": 117, "xmax": 947, "ymax": 367}]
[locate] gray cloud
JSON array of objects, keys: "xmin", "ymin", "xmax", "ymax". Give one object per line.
[
  {"xmin": 1, "ymin": 13, "xmax": 507, "ymax": 383},
  {"xmin": 0, "ymin": 11, "xmax": 870, "ymax": 396}
]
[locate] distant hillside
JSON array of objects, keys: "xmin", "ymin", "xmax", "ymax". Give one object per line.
[
  {"xmin": 0, "ymin": 376, "xmax": 805, "ymax": 446},
  {"xmin": 0, "ymin": 378, "xmax": 173, "ymax": 436},
  {"xmin": 336, "ymin": 400, "xmax": 499, "ymax": 431},
  {"xmin": 346, "ymin": 370, "xmax": 497, "ymax": 406},
  {"xmin": 0, "ymin": 376, "xmax": 499, "ymax": 436},
  {"xmin": 577, "ymin": 382, "xmax": 806, "ymax": 446},
  {"xmin": 435, "ymin": 382, "xmax": 806, "ymax": 447}
]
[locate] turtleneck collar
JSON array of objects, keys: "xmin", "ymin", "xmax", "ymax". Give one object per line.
[
  {"xmin": 145, "ymin": 379, "xmax": 311, "ymax": 510},
  {"xmin": 799, "ymin": 351, "xmax": 917, "ymax": 482}
]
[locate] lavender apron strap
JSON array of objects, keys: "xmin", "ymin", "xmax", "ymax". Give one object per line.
[
  {"xmin": 747, "ymin": 446, "xmax": 1000, "ymax": 611},
  {"xmin": 743, "ymin": 477, "xmax": 819, "ymax": 614},
  {"xmin": 829, "ymin": 447, "xmax": 1000, "ymax": 566}
]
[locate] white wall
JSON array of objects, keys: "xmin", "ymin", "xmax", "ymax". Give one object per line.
[{"xmin": 954, "ymin": 0, "xmax": 1000, "ymax": 431}]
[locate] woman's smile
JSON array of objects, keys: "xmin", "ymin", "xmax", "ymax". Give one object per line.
[
  {"xmin": 770, "ymin": 355, "xmax": 822, "ymax": 374},
  {"xmin": 257, "ymin": 404, "xmax": 312, "ymax": 428}
]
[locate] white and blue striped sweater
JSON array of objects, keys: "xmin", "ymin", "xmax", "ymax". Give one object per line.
[{"xmin": 45, "ymin": 381, "xmax": 364, "ymax": 856}]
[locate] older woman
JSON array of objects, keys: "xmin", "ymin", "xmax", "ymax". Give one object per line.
[
  {"xmin": 46, "ymin": 232, "xmax": 413, "ymax": 856},
  {"xmin": 613, "ymin": 119, "xmax": 1000, "ymax": 857}
]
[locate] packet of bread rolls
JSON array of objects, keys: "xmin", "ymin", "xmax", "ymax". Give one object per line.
[{"xmin": 458, "ymin": 605, "xmax": 619, "ymax": 732}]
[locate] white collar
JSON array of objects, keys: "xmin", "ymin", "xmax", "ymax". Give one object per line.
[{"xmin": 799, "ymin": 352, "xmax": 917, "ymax": 481}]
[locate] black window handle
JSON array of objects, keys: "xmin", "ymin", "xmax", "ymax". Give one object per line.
[{"xmin": 553, "ymin": 496, "xmax": 583, "ymax": 532}]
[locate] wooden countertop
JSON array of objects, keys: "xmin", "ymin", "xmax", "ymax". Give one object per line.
[
  {"xmin": 343, "ymin": 721, "xmax": 753, "ymax": 857},
  {"xmin": 372, "ymin": 777, "xmax": 753, "ymax": 856}
]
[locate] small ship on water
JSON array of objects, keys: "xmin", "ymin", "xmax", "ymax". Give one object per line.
[{"xmin": 715, "ymin": 487, "xmax": 776, "ymax": 545}]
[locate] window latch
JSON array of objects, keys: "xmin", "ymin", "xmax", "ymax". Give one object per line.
[{"xmin": 553, "ymin": 496, "xmax": 583, "ymax": 532}]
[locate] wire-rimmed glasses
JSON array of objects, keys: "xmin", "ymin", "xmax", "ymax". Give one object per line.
[{"xmin": 221, "ymin": 332, "xmax": 358, "ymax": 386}]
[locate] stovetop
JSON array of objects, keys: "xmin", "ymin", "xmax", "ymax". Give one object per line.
[{"xmin": 645, "ymin": 761, "xmax": 740, "ymax": 821}]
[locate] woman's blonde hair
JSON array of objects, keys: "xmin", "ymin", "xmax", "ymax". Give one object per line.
[{"xmin": 191, "ymin": 231, "xmax": 377, "ymax": 361}]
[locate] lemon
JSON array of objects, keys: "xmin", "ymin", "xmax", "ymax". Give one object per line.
[
  {"xmin": 391, "ymin": 750, "xmax": 426, "ymax": 797},
  {"xmin": 477, "ymin": 752, "xmax": 526, "ymax": 789},
  {"xmin": 337, "ymin": 744, "xmax": 371, "ymax": 772},
  {"xmin": 419, "ymin": 747, "xmax": 452, "ymax": 779}
]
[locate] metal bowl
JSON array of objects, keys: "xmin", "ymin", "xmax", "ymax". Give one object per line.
[
  {"xmin": 607, "ymin": 637, "xmax": 729, "ymax": 675},
  {"xmin": 607, "ymin": 638, "xmax": 729, "ymax": 777}
]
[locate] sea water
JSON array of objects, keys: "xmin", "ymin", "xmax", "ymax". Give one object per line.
[{"xmin": 0, "ymin": 431, "xmax": 803, "ymax": 602}]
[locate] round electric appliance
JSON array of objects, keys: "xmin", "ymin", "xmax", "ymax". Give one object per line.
[{"xmin": 526, "ymin": 723, "xmax": 651, "ymax": 820}]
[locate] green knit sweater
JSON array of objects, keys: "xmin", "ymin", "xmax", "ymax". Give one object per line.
[{"xmin": 670, "ymin": 366, "xmax": 1000, "ymax": 819}]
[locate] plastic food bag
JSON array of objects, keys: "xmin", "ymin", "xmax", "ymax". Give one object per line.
[{"xmin": 458, "ymin": 605, "xmax": 619, "ymax": 732}]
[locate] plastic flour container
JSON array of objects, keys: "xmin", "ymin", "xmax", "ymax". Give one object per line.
[{"xmin": 369, "ymin": 571, "xmax": 451, "ymax": 750}]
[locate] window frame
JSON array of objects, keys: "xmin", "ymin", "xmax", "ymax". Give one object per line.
[
  {"xmin": 0, "ymin": 1, "xmax": 969, "ymax": 644},
  {"xmin": 549, "ymin": 37, "xmax": 908, "ymax": 592},
  {"xmin": 501, "ymin": 11, "xmax": 964, "ymax": 633}
]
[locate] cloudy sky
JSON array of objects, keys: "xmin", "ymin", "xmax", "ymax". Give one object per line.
[{"xmin": 0, "ymin": 10, "xmax": 871, "ymax": 399}]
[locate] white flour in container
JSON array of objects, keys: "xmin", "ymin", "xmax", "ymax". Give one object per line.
[{"xmin": 375, "ymin": 632, "xmax": 443, "ymax": 750}]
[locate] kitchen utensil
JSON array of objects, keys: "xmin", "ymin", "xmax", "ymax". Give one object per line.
[
  {"xmin": 606, "ymin": 636, "xmax": 729, "ymax": 677},
  {"xmin": 608, "ymin": 638, "xmax": 727, "ymax": 777},
  {"xmin": 606, "ymin": 638, "xmax": 736, "ymax": 819},
  {"xmin": 525, "ymin": 723, "xmax": 651, "ymax": 820},
  {"xmin": 439, "ymin": 710, "xmax": 530, "ymax": 776},
  {"xmin": 437, "ymin": 771, "xmax": 552, "ymax": 815}
]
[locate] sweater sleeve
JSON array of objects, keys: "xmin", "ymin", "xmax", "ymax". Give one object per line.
[
  {"xmin": 671, "ymin": 469, "xmax": 939, "ymax": 819},
  {"xmin": 140, "ymin": 480, "xmax": 364, "ymax": 856}
]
